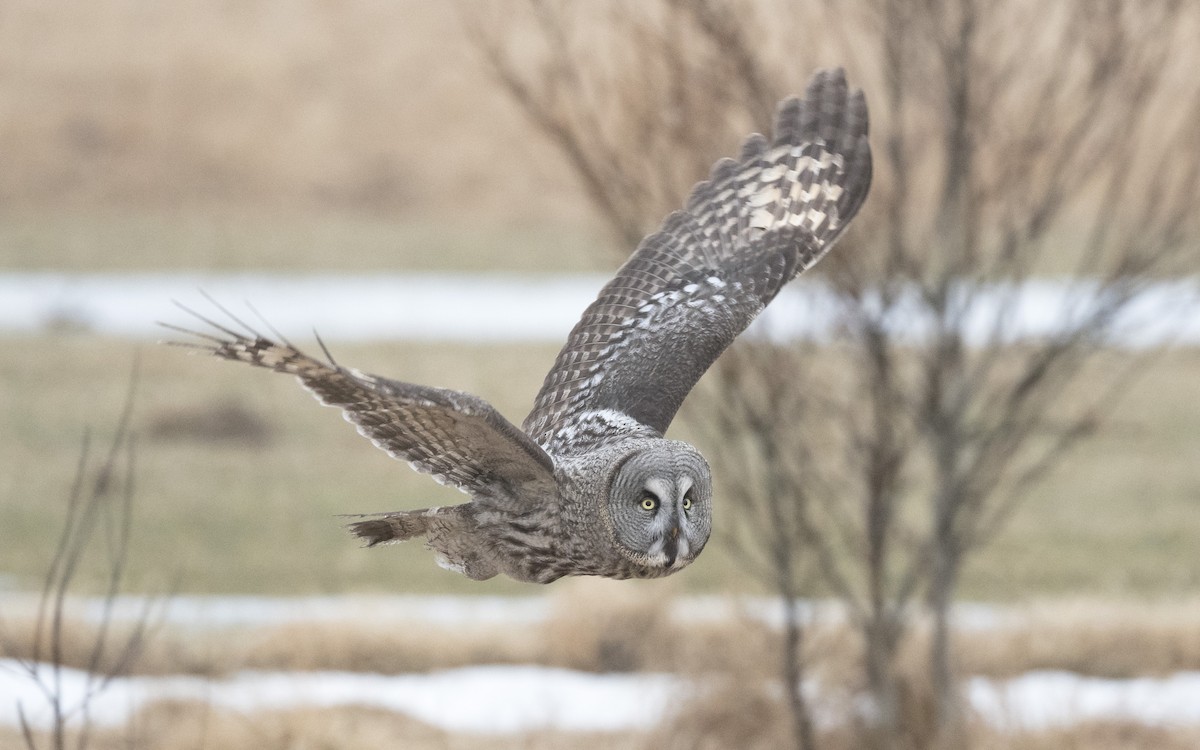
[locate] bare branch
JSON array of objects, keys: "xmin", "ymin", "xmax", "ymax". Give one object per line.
[{"xmin": 468, "ymin": 0, "xmax": 1200, "ymax": 743}]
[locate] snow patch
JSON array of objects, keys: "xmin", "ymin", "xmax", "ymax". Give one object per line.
[
  {"xmin": 0, "ymin": 273, "xmax": 1196, "ymax": 347},
  {"xmin": 969, "ymin": 670, "xmax": 1200, "ymax": 730},
  {"xmin": 0, "ymin": 661, "xmax": 678, "ymax": 734},
  {"xmin": 5, "ymin": 661, "xmax": 1200, "ymax": 735}
]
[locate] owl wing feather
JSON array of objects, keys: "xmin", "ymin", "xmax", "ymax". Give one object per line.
[
  {"xmin": 523, "ymin": 68, "xmax": 872, "ymax": 454},
  {"xmin": 165, "ymin": 311, "xmax": 556, "ymax": 502}
]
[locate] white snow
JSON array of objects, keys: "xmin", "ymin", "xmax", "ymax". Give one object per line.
[
  {"xmin": 752, "ymin": 277, "xmax": 1200, "ymax": 348},
  {"xmin": 65, "ymin": 594, "xmax": 552, "ymax": 630},
  {"xmin": 0, "ymin": 661, "xmax": 679, "ymax": 733},
  {"xmin": 0, "ymin": 272, "xmax": 606, "ymax": 343},
  {"xmin": 0, "ymin": 272, "xmax": 1197, "ymax": 347},
  {"xmin": 4, "ymin": 660, "xmax": 1200, "ymax": 735},
  {"xmin": 968, "ymin": 670, "xmax": 1200, "ymax": 730}
]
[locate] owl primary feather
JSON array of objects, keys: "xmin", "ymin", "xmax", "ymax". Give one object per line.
[{"xmin": 168, "ymin": 68, "xmax": 872, "ymax": 584}]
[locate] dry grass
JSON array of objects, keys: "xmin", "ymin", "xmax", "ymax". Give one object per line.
[
  {"xmin": 971, "ymin": 724, "xmax": 1200, "ymax": 750},
  {"xmin": 648, "ymin": 678, "xmax": 793, "ymax": 750},
  {"xmin": 0, "ymin": 1, "xmax": 589, "ymax": 223},
  {"xmin": 0, "ymin": 615, "xmax": 539, "ymax": 678},
  {"xmin": 955, "ymin": 599, "xmax": 1200, "ymax": 679},
  {"xmin": 0, "ymin": 580, "xmax": 774, "ymax": 678},
  {"xmin": 0, "ymin": 210, "xmax": 610, "ymax": 273},
  {"xmin": 0, "ymin": 0, "xmax": 612, "ymax": 274},
  {"xmin": 2, "ymin": 1, "xmax": 1197, "ymax": 275},
  {"xmin": 5, "ymin": 590, "xmax": 1200, "ymax": 682},
  {"xmin": 5, "ymin": 588, "xmax": 1200, "ymax": 749}
]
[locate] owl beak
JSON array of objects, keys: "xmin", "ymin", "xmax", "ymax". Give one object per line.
[{"xmin": 661, "ymin": 525, "xmax": 682, "ymax": 567}]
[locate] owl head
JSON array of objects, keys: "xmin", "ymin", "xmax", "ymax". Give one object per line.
[{"xmin": 607, "ymin": 441, "xmax": 713, "ymax": 573}]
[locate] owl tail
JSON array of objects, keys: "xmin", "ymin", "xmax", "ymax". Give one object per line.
[
  {"xmin": 345, "ymin": 504, "xmax": 498, "ymax": 581},
  {"xmin": 344, "ymin": 506, "xmax": 448, "ymax": 547}
]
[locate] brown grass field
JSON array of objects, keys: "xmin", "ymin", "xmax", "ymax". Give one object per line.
[
  {"xmin": 0, "ymin": 2, "xmax": 566, "ymax": 215},
  {"xmin": 5, "ymin": 585, "xmax": 1200, "ymax": 749},
  {"xmin": 3, "ymin": 0, "xmax": 1194, "ymax": 276},
  {"xmin": 0, "ymin": 1, "xmax": 609, "ymax": 273},
  {"xmin": 5, "ymin": 581, "xmax": 1200, "ymax": 749},
  {"xmin": 7, "ymin": 583, "xmax": 1200, "ymax": 681}
]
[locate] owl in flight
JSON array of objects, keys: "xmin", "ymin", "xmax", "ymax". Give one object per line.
[{"xmin": 170, "ymin": 68, "xmax": 871, "ymax": 583}]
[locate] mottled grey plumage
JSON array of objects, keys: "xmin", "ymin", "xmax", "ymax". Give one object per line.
[{"xmin": 167, "ymin": 68, "xmax": 872, "ymax": 584}]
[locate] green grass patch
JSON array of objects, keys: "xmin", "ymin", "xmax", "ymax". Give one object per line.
[
  {"xmin": 966, "ymin": 350, "xmax": 1200, "ymax": 599},
  {"xmin": 0, "ymin": 334, "xmax": 736, "ymax": 595},
  {"xmin": 1, "ymin": 335, "xmax": 1197, "ymax": 598}
]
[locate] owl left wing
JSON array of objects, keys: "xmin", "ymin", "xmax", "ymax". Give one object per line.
[
  {"xmin": 523, "ymin": 68, "xmax": 872, "ymax": 454},
  {"xmin": 165, "ymin": 312, "xmax": 556, "ymax": 502}
]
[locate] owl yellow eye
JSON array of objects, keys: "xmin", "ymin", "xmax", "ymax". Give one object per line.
[
  {"xmin": 640, "ymin": 495, "xmax": 658, "ymax": 511},
  {"xmin": 683, "ymin": 494, "xmax": 693, "ymax": 510}
]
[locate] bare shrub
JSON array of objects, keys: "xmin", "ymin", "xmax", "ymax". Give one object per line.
[
  {"xmin": 468, "ymin": 1, "xmax": 1200, "ymax": 748},
  {"xmin": 0, "ymin": 365, "xmax": 163, "ymax": 750}
]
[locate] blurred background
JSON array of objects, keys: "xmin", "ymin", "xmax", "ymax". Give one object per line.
[{"xmin": 2, "ymin": 1, "xmax": 1199, "ymax": 749}]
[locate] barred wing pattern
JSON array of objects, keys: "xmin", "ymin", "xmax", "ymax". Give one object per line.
[
  {"xmin": 523, "ymin": 68, "xmax": 872, "ymax": 454},
  {"xmin": 170, "ymin": 315, "xmax": 556, "ymax": 501}
]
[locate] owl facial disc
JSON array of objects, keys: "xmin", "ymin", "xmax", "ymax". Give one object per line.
[{"xmin": 607, "ymin": 442, "xmax": 713, "ymax": 574}]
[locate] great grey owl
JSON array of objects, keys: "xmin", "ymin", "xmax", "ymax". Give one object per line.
[{"xmin": 169, "ymin": 68, "xmax": 872, "ymax": 584}]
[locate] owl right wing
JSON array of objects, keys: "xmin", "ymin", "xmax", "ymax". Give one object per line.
[
  {"xmin": 165, "ymin": 309, "xmax": 557, "ymax": 504},
  {"xmin": 524, "ymin": 68, "xmax": 872, "ymax": 455}
]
